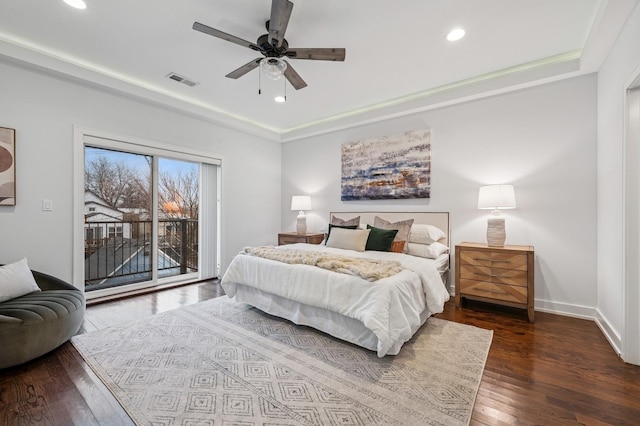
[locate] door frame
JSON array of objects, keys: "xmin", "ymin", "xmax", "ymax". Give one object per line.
[
  {"xmin": 623, "ymin": 65, "xmax": 640, "ymax": 365},
  {"xmin": 73, "ymin": 126, "xmax": 221, "ymax": 299}
]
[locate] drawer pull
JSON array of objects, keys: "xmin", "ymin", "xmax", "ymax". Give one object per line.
[
  {"xmin": 472, "ymin": 257, "xmax": 512, "ymax": 264},
  {"xmin": 479, "ymin": 288, "xmax": 507, "ymax": 295},
  {"xmin": 467, "ymin": 274, "xmax": 504, "ymax": 278}
]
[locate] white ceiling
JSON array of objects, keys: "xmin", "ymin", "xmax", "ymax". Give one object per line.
[{"xmin": 0, "ymin": 0, "xmax": 636, "ymax": 141}]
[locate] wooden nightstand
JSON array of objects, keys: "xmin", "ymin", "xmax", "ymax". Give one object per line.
[
  {"xmin": 278, "ymin": 232, "xmax": 324, "ymax": 245},
  {"xmin": 455, "ymin": 242, "xmax": 535, "ymax": 322}
]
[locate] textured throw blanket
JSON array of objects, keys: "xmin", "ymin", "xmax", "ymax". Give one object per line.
[{"xmin": 244, "ymin": 246, "xmax": 403, "ymax": 281}]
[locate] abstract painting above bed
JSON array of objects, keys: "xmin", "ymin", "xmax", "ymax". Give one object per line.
[
  {"xmin": 221, "ymin": 212, "xmax": 451, "ymax": 357},
  {"xmin": 341, "ymin": 130, "xmax": 431, "ymax": 200}
]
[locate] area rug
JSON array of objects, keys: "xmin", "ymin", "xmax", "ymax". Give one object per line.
[{"xmin": 71, "ymin": 296, "xmax": 492, "ymax": 425}]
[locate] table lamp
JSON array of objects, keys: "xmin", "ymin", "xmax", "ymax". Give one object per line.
[
  {"xmin": 291, "ymin": 195, "xmax": 311, "ymax": 234},
  {"xmin": 478, "ymin": 185, "xmax": 516, "ymax": 247}
]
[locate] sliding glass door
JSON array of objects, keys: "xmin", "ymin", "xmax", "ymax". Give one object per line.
[{"xmin": 75, "ymin": 128, "xmax": 220, "ymax": 299}]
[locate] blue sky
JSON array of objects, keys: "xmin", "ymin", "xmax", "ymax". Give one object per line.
[{"xmin": 85, "ymin": 146, "xmax": 198, "ymax": 177}]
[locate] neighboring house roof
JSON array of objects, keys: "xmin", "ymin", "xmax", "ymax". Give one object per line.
[
  {"xmin": 84, "ymin": 191, "xmax": 126, "ymax": 223},
  {"xmin": 84, "ymin": 190, "xmax": 116, "ymax": 209},
  {"xmin": 85, "ymin": 212, "xmax": 124, "ymax": 222}
]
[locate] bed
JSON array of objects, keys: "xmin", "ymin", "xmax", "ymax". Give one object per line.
[{"xmin": 221, "ymin": 212, "xmax": 451, "ymax": 357}]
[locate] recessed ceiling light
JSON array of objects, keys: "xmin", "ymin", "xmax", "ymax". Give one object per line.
[
  {"xmin": 274, "ymin": 96, "xmax": 286, "ymax": 103},
  {"xmin": 63, "ymin": 0, "xmax": 87, "ymax": 9},
  {"xmin": 447, "ymin": 28, "xmax": 465, "ymax": 42}
]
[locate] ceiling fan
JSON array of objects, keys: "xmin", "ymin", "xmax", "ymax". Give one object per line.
[{"xmin": 193, "ymin": 0, "xmax": 346, "ymax": 90}]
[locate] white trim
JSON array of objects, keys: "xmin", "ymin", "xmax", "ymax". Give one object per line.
[
  {"xmin": 595, "ymin": 308, "xmax": 623, "ymax": 357},
  {"xmin": 79, "ymin": 126, "xmax": 222, "ymax": 165},
  {"xmin": 199, "ymin": 163, "xmax": 220, "ymax": 280},
  {"xmin": 0, "ymin": 36, "xmax": 585, "ymax": 141},
  {"xmin": 534, "ymin": 298, "xmax": 598, "ymax": 320},
  {"xmin": 72, "ymin": 126, "xmax": 86, "ymax": 290},
  {"xmin": 622, "ymin": 62, "xmax": 640, "ymax": 365}
]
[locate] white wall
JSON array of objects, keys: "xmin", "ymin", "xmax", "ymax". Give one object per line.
[
  {"xmin": 0, "ymin": 60, "xmax": 282, "ymax": 282},
  {"xmin": 597, "ymin": 2, "xmax": 640, "ymax": 359},
  {"xmin": 282, "ymin": 75, "xmax": 598, "ymax": 317}
]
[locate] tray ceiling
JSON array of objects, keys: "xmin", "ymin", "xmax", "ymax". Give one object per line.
[{"xmin": 0, "ymin": 0, "xmax": 634, "ymax": 140}]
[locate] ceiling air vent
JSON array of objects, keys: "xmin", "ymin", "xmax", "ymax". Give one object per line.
[{"xmin": 166, "ymin": 72, "xmax": 198, "ymax": 87}]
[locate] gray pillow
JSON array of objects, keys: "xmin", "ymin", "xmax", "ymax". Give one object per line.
[
  {"xmin": 331, "ymin": 215, "xmax": 360, "ymax": 227},
  {"xmin": 373, "ymin": 217, "xmax": 415, "ymax": 253}
]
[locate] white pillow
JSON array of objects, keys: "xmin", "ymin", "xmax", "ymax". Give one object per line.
[
  {"xmin": 325, "ymin": 228, "xmax": 371, "ymax": 252},
  {"xmin": 407, "ymin": 242, "xmax": 449, "ymax": 259},
  {"xmin": 0, "ymin": 258, "xmax": 40, "ymax": 303},
  {"xmin": 409, "ymin": 224, "xmax": 446, "ymax": 245}
]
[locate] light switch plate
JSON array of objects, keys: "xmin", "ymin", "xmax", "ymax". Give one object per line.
[{"xmin": 42, "ymin": 199, "xmax": 53, "ymax": 211}]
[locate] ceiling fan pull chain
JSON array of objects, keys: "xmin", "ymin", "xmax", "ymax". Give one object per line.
[{"xmin": 258, "ymin": 68, "xmax": 262, "ymax": 95}]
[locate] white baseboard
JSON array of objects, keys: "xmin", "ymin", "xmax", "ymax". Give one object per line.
[
  {"xmin": 534, "ymin": 298, "xmax": 597, "ymax": 320},
  {"xmin": 535, "ymin": 298, "xmax": 622, "ymax": 357},
  {"xmin": 594, "ymin": 309, "xmax": 623, "ymax": 357}
]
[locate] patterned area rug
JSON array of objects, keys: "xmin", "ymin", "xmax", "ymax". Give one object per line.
[{"xmin": 71, "ymin": 296, "xmax": 492, "ymax": 425}]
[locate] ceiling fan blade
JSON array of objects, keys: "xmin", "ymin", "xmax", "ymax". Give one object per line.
[
  {"xmin": 286, "ymin": 48, "xmax": 346, "ymax": 61},
  {"xmin": 283, "ymin": 61, "xmax": 307, "ymax": 90},
  {"xmin": 269, "ymin": 0, "xmax": 294, "ymax": 48},
  {"xmin": 225, "ymin": 58, "xmax": 262, "ymax": 79},
  {"xmin": 193, "ymin": 22, "xmax": 261, "ymax": 51}
]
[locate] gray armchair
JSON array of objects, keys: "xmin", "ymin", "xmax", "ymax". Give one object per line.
[{"xmin": 0, "ymin": 268, "xmax": 85, "ymax": 369}]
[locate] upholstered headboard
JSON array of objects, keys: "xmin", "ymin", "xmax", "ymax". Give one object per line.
[{"xmin": 329, "ymin": 212, "xmax": 450, "ymax": 246}]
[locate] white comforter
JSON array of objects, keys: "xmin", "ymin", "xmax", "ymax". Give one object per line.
[{"xmin": 222, "ymin": 243, "xmax": 450, "ymax": 356}]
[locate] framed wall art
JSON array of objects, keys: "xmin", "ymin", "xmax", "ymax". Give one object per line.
[
  {"xmin": 0, "ymin": 127, "xmax": 16, "ymax": 206},
  {"xmin": 341, "ymin": 129, "xmax": 431, "ymax": 200}
]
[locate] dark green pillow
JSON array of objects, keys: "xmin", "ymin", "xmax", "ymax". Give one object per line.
[
  {"xmin": 365, "ymin": 225, "xmax": 398, "ymax": 252},
  {"xmin": 326, "ymin": 223, "xmax": 359, "ymax": 244}
]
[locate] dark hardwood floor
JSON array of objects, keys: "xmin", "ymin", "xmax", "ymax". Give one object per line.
[
  {"xmin": 1, "ymin": 281, "xmax": 639, "ymax": 425},
  {"xmin": 438, "ymin": 300, "xmax": 640, "ymax": 426}
]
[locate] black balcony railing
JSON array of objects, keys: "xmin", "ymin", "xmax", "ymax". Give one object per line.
[{"xmin": 84, "ymin": 219, "xmax": 198, "ymax": 291}]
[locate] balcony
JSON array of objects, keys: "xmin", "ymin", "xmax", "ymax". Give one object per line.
[{"xmin": 84, "ymin": 219, "xmax": 198, "ymax": 291}]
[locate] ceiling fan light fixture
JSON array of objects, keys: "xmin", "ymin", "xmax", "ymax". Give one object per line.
[
  {"xmin": 260, "ymin": 57, "xmax": 287, "ymax": 80},
  {"xmin": 274, "ymin": 95, "xmax": 286, "ymax": 103},
  {"xmin": 63, "ymin": 0, "xmax": 87, "ymax": 9}
]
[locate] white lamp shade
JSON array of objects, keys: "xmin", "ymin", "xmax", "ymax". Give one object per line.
[
  {"xmin": 291, "ymin": 195, "xmax": 311, "ymax": 211},
  {"xmin": 478, "ymin": 185, "xmax": 516, "ymax": 210}
]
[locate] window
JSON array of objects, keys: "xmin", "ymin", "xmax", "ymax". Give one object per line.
[{"xmin": 74, "ymin": 127, "xmax": 220, "ymax": 299}]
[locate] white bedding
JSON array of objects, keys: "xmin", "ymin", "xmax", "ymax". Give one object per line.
[{"xmin": 221, "ymin": 243, "xmax": 450, "ymax": 357}]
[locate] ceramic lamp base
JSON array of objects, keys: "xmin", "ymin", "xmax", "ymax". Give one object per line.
[
  {"xmin": 486, "ymin": 217, "xmax": 506, "ymax": 247},
  {"xmin": 296, "ymin": 214, "xmax": 307, "ymax": 234}
]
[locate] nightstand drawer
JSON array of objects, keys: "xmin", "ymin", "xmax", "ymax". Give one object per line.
[
  {"xmin": 460, "ymin": 249, "xmax": 528, "ymax": 271},
  {"xmin": 459, "ymin": 279, "xmax": 527, "ymax": 304},
  {"xmin": 279, "ymin": 235, "xmax": 306, "ymax": 244},
  {"xmin": 278, "ymin": 233, "xmax": 324, "ymax": 245},
  {"xmin": 459, "ymin": 264, "xmax": 528, "ymax": 287}
]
